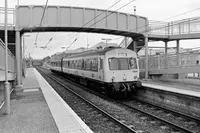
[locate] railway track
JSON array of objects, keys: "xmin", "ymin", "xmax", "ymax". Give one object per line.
[
  {"xmin": 38, "ymin": 67, "xmax": 200, "ymax": 133},
  {"xmin": 119, "ymin": 101, "xmax": 200, "ymax": 133},
  {"xmin": 37, "ymin": 67, "xmax": 138, "ymax": 133}
]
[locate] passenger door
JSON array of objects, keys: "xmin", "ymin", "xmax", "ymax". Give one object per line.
[{"xmin": 98, "ymin": 56, "xmax": 104, "ymax": 81}]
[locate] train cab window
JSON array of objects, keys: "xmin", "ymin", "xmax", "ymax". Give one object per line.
[
  {"xmin": 119, "ymin": 58, "xmax": 129, "ymax": 70},
  {"xmin": 129, "ymin": 58, "xmax": 137, "ymax": 69},
  {"xmin": 109, "ymin": 58, "xmax": 119, "ymax": 70}
]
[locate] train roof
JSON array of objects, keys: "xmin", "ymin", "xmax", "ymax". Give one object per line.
[{"xmin": 63, "ymin": 47, "xmax": 130, "ymax": 60}]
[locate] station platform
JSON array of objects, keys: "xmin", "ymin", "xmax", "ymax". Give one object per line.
[
  {"xmin": 141, "ymin": 79, "xmax": 200, "ymax": 97},
  {"xmin": 0, "ymin": 68, "xmax": 93, "ymax": 133}
]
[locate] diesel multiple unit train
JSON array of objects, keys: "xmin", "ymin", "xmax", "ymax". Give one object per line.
[{"xmin": 49, "ymin": 47, "xmax": 141, "ymax": 98}]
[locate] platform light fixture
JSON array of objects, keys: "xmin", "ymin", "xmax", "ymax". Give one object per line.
[{"xmin": 23, "ymin": 35, "xmax": 30, "ymax": 77}]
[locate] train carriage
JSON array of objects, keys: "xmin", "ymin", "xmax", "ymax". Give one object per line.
[{"xmin": 50, "ymin": 47, "xmax": 141, "ymax": 98}]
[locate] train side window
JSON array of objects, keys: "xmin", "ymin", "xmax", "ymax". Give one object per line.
[
  {"xmin": 66, "ymin": 61, "xmax": 68, "ymax": 68},
  {"xmin": 91, "ymin": 58, "xmax": 98, "ymax": 71},
  {"xmin": 71, "ymin": 61, "xmax": 74, "ymax": 68},
  {"xmin": 65, "ymin": 61, "xmax": 67, "ymax": 68},
  {"xmin": 82, "ymin": 59, "xmax": 84, "ymax": 69},
  {"xmin": 75, "ymin": 60, "xmax": 77, "ymax": 69},
  {"xmin": 197, "ymin": 60, "xmax": 199, "ymax": 65},
  {"xmin": 86, "ymin": 59, "xmax": 91, "ymax": 70},
  {"xmin": 78, "ymin": 60, "xmax": 82, "ymax": 69}
]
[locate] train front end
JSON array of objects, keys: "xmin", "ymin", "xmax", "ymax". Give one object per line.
[{"xmin": 104, "ymin": 48, "xmax": 141, "ymax": 98}]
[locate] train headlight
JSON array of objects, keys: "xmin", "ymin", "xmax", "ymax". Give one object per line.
[{"xmin": 134, "ymin": 76, "xmax": 137, "ymax": 79}]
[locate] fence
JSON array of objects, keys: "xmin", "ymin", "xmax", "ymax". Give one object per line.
[{"xmin": 139, "ymin": 49, "xmax": 200, "ymax": 78}]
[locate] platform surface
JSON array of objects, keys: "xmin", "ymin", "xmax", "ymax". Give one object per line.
[
  {"xmin": 0, "ymin": 68, "xmax": 93, "ymax": 133},
  {"xmin": 142, "ymin": 79, "xmax": 200, "ymax": 97},
  {"xmin": 23, "ymin": 68, "xmax": 40, "ymax": 90},
  {"xmin": 0, "ymin": 91, "xmax": 59, "ymax": 133}
]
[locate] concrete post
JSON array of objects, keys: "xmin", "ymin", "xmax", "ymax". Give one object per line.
[
  {"xmin": 165, "ymin": 41, "xmax": 168, "ymax": 69},
  {"xmin": 15, "ymin": 30, "xmax": 22, "ymax": 90},
  {"xmin": 145, "ymin": 37, "xmax": 148, "ymax": 79}
]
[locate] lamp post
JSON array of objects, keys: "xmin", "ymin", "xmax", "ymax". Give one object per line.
[
  {"xmin": 102, "ymin": 38, "xmax": 112, "ymax": 48},
  {"xmin": 4, "ymin": 0, "xmax": 10, "ymax": 115},
  {"xmin": 23, "ymin": 35, "xmax": 30, "ymax": 77}
]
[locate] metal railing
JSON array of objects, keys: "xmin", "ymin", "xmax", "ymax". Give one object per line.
[
  {"xmin": 149, "ymin": 17, "xmax": 200, "ymax": 36},
  {"xmin": 120, "ymin": 17, "xmax": 200, "ymax": 48},
  {"xmin": 0, "ymin": 39, "xmax": 15, "ymax": 73},
  {"xmin": 0, "ymin": 7, "xmax": 15, "ymax": 26},
  {"xmin": 119, "ymin": 37, "xmax": 133, "ymax": 48},
  {"xmin": 139, "ymin": 48, "xmax": 200, "ymax": 70}
]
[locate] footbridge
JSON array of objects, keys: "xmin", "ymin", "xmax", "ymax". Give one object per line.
[
  {"xmin": 120, "ymin": 17, "xmax": 200, "ymax": 79},
  {"xmin": 0, "ymin": 5, "xmax": 148, "ymax": 89},
  {"xmin": 1, "ymin": 5, "xmax": 200, "ymax": 86}
]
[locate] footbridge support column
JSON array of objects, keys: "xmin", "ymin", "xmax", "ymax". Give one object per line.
[
  {"xmin": 20, "ymin": 35, "xmax": 23, "ymax": 85},
  {"xmin": 15, "ymin": 30, "xmax": 22, "ymax": 91},
  {"xmin": 176, "ymin": 40, "xmax": 184, "ymax": 79},
  {"xmin": 164, "ymin": 41, "xmax": 168, "ymax": 68},
  {"xmin": 145, "ymin": 36, "xmax": 149, "ymax": 79},
  {"xmin": 176, "ymin": 40, "xmax": 180, "ymax": 65}
]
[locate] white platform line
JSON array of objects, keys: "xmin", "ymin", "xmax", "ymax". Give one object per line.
[
  {"xmin": 33, "ymin": 68, "xmax": 93, "ymax": 133},
  {"xmin": 23, "ymin": 88, "xmax": 39, "ymax": 92}
]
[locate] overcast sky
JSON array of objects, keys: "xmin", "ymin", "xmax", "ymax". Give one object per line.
[{"xmin": 1, "ymin": 0, "xmax": 200, "ymax": 59}]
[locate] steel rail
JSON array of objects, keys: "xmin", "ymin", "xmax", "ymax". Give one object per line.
[
  {"xmin": 119, "ymin": 101, "xmax": 194, "ymax": 133},
  {"xmin": 37, "ymin": 67, "xmax": 137, "ymax": 133},
  {"xmin": 135, "ymin": 98, "xmax": 200, "ymax": 123}
]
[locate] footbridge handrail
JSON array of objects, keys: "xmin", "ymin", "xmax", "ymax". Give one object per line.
[
  {"xmin": 0, "ymin": 7, "xmax": 15, "ymax": 26},
  {"xmin": 149, "ymin": 17, "xmax": 200, "ymax": 36}
]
